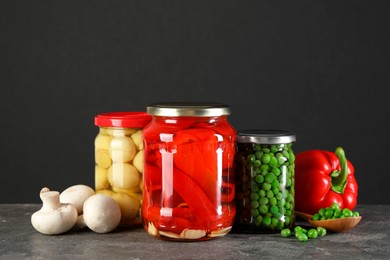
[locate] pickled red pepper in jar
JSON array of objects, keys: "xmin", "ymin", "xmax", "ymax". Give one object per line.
[
  {"xmin": 142, "ymin": 103, "xmax": 236, "ymax": 241},
  {"xmin": 94, "ymin": 112, "xmax": 151, "ymax": 227}
]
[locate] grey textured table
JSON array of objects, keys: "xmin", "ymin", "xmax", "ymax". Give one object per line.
[{"xmin": 1, "ymin": 204, "xmax": 389, "ymax": 259}]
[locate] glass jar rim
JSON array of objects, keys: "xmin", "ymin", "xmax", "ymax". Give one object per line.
[
  {"xmin": 147, "ymin": 102, "xmax": 231, "ymax": 117},
  {"xmin": 237, "ymin": 129, "xmax": 296, "ymax": 144}
]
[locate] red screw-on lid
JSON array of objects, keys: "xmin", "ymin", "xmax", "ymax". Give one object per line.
[{"xmin": 94, "ymin": 112, "xmax": 151, "ymax": 128}]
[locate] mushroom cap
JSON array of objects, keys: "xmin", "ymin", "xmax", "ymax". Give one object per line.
[
  {"xmin": 83, "ymin": 194, "xmax": 121, "ymax": 233},
  {"xmin": 31, "ymin": 202, "xmax": 78, "ymax": 235},
  {"xmin": 60, "ymin": 184, "xmax": 95, "ymax": 214}
]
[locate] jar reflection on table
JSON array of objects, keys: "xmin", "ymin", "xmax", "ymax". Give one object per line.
[{"xmin": 142, "ymin": 103, "xmax": 236, "ymax": 241}]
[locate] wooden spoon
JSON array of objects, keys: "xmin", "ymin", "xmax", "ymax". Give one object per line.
[{"xmin": 295, "ymin": 211, "xmax": 362, "ymax": 233}]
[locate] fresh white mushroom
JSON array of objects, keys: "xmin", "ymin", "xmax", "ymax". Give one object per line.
[
  {"xmin": 31, "ymin": 187, "xmax": 78, "ymax": 235},
  {"xmin": 60, "ymin": 184, "xmax": 95, "ymax": 215},
  {"xmin": 83, "ymin": 194, "xmax": 121, "ymax": 233}
]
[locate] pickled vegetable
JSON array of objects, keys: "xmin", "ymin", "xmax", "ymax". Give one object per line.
[
  {"xmin": 235, "ymin": 142, "xmax": 295, "ymax": 233},
  {"xmin": 142, "ymin": 115, "xmax": 236, "ymax": 240},
  {"xmin": 94, "ymin": 127, "xmax": 143, "ymax": 226}
]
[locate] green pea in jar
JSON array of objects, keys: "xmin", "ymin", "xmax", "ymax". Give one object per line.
[{"xmin": 234, "ymin": 130, "xmax": 296, "ymax": 233}]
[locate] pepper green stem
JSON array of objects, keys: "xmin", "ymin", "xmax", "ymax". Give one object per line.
[{"xmin": 331, "ymin": 147, "xmax": 348, "ymax": 194}]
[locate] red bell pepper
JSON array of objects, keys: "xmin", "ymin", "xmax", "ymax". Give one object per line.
[{"xmin": 295, "ymin": 147, "xmax": 358, "ymax": 215}]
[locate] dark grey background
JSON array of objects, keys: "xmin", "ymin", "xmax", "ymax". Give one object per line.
[{"xmin": 1, "ymin": 1, "xmax": 389, "ymax": 204}]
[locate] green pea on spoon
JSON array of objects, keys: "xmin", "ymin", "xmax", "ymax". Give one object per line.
[{"xmin": 295, "ymin": 209, "xmax": 362, "ymax": 233}]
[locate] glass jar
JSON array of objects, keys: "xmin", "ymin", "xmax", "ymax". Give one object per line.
[
  {"xmin": 94, "ymin": 112, "xmax": 151, "ymax": 227},
  {"xmin": 234, "ymin": 130, "xmax": 296, "ymax": 233},
  {"xmin": 142, "ymin": 102, "xmax": 236, "ymax": 241}
]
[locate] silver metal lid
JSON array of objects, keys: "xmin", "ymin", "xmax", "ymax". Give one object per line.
[
  {"xmin": 147, "ymin": 102, "xmax": 231, "ymax": 117},
  {"xmin": 237, "ymin": 129, "xmax": 296, "ymax": 144}
]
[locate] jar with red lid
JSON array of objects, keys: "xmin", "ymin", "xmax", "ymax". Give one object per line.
[
  {"xmin": 142, "ymin": 102, "xmax": 236, "ymax": 241},
  {"xmin": 94, "ymin": 112, "xmax": 151, "ymax": 227}
]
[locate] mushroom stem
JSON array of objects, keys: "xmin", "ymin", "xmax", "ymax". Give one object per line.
[{"xmin": 39, "ymin": 188, "xmax": 61, "ymax": 211}]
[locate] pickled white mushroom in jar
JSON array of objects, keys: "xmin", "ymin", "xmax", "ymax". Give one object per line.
[{"xmin": 94, "ymin": 112, "xmax": 151, "ymax": 227}]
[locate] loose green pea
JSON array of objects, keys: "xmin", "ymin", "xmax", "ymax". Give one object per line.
[
  {"xmin": 294, "ymin": 226, "xmax": 307, "ymax": 234},
  {"xmin": 307, "ymin": 229, "xmax": 318, "ymax": 239},
  {"xmin": 294, "ymin": 226, "xmax": 303, "ymax": 233},
  {"xmin": 317, "ymin": 227, "xmax": 327, "ymax": 236},
  {"xmin": 295, "ymin": 231, "xmax": 308, "ymax": 242}
]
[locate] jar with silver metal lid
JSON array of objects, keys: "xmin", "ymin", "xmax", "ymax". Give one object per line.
[
  {"xmin": 234, "ymin": 130, "xmax": 296, "ymax": 233},
  {"xmin": 142, "ymin": 102, "xmax": 236, "ymax": 241}
]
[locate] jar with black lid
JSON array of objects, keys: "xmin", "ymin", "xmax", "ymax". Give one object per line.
[{"xmin": 234, "ymin": 130, "xmax": 296, "ymax": 233}]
